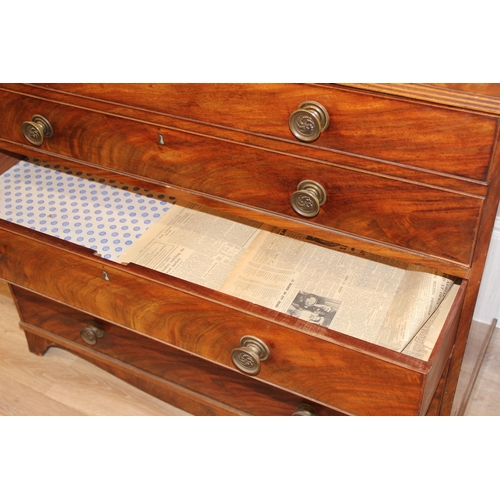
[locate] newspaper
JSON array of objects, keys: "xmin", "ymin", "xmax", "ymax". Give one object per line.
[
  {"xmin": 117, "ymin": 203, "xmax": 456, "ymax": 356},
  {"xmin": 402, "ymin": 282, "xmax": 460, "ymax": 360}
]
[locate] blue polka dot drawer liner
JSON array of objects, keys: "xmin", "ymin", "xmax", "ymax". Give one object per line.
[{"xmin": 0, "ymin": 158, "xmax": 175, "ymax": 261}]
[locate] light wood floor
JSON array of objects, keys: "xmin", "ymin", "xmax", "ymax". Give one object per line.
[
  {"xmin": 1, "ymin": 280, "xmax": 498, "ymax": 416},
  {"xmin": 461, "ymin": 320, "xmax": 500, "ymax": 416}
]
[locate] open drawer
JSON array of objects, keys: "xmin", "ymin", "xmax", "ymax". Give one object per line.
[{"xmin": 0, "ymin": 153, "xmax": 467, "ymax": 415}]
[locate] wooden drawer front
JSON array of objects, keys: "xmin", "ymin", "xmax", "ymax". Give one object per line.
[
  {"xmin": 34, "ymin": 83, "xmax": 498, "ymax": 181},
  {"xmin": 0, "ymin": 229, "xmax": 457, "ymax": 415},
  {"xmin": 0, "ymin": 91, "xmax": 483, "ymax": 265},
  {"xmin": 12, "ymin": 286, "xmax": 337, "ymax": 416}
]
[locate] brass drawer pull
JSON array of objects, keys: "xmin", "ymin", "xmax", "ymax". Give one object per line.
[
  {"xmin": 231, "ymin": 335, "xmax": 270, "ymax": 375},
  {"xmin": 289, "ymin": 101, "xmax": 330, "ymax": 142},
  {"xmin": 80, "ymin": 321, "xmax": 105, "ymax": 346},
  {"xmin": 290, "ymin": 180, "xmax": 327, "ymax": 217},
  {"xmin": 22, "ymin": 114, "xmax": 53, "ymax": 146},
  {"xmin": 293, "ymin": 404, "xmax": 318, "ymax": 416}
]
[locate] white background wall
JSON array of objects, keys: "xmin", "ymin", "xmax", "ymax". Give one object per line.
[{"xmin": 473, "ymin": 209, "xmax": 500, "ymax": 324}]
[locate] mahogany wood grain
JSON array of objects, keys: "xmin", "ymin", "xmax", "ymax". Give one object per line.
[
  {"xmin": 419, "ymin": 283, "xmax": 465, "ymax": 413},
  {"xmin": 24, "ymin": 331, "xmax": 57, "ymax": 356},
  {"xmin": 342, "ymin": 84, "xmax": 500, "ymax": 115},
  {"xmin": 428, "ymin": 83, "xmax": 500, "ymax": 99},
  {"xmin": 0, "ymin": 225, "xmax": 464, "ymax": 415},
  {"xmin": 26, "ymin": 83, "xmax": 497, "ymax": 181},
  {"xmin": 425, "ymin": 359, "xmax": 450, "ymax": 416},
  {"xmin": 1, "ymin": 84, "xmax": 491, "ymax": 199},
  {"xmin": 0, "ymin": 92, "xmax": 484, "ymax": 266},
  {"xmin": 2, "ymin": 84, "xmax": 500, "ymax": 416},
  {"xmin": 0, "ymin": 148, "xmax": 478, "ymax": 278}
]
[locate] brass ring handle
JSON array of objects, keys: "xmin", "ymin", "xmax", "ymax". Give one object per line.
[
  {"xmin": 293, "ymin": 404, "xmax": 318, "ymax": 416},
  {"xmin": 80, "ymin": 321, "xmax": 105, "ymax": 346},
  {"xmin": 22, "ymin": 114, "xmax": 53, "ymax": 146},
  {"xmin": 290, "ymin": 180, "xmax": 327, "ymax": 217},
  {"xmin": 231, "ymin": 335, "xmax": 270, "ymax": 375},
  {"xmin": 289, "ymin": 101, "xmax": 330, "ymax": 142}
]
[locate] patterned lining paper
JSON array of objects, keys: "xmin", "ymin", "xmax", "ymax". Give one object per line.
[{"xmin": 0, "ymin": 159, "xmax": 175, "ymax": 261}]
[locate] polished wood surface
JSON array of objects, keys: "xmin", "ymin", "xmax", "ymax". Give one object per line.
[
  {"xmin": 1, "ymin": 281, "xmax": 498, "ymax": 416},
  {"xmin": 344, "ymin": 83, "xmax": 500, "ymax": 114},
  {"xmin": 0, "ymin": 221, "xmax": 466, "ymax": 415},
  {"xmin": 0, "ymin": 149, "xmax": 478, "ymax": 277},
  {"xmin": 22, "ymin": 83, "xmax": 497, "ymax": 179},
  {"xmin": 2, "ymin": 83, "xmax": 500, "ymax": 415},
  {"xmin": 0, "ymin": 87, "xmax": 485, "ymax": 265}
]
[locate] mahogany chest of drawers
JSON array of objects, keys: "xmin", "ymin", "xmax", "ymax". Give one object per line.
[{"xmin": 1, "ymin": 83, "xmax": 500, "ymax": 415}]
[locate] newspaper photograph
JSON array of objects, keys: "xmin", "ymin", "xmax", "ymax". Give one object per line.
[{"xmin": 117, "ymin": 203, "xmax": 456, "ymax": 356}]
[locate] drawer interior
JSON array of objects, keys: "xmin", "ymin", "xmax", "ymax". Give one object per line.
[
  {"xmin": 0, "ymin": 154, "xmax": 463, "ymax": 363},
  {"xmin": 0, "ymin": 156, "xmax": 176, "ymax": 261}
]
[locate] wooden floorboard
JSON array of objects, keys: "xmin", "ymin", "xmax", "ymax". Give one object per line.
[
  {"xmin": 1, "ymin": 280, "xmax": 498, "ymax": 416},
  {"xmin": 464, "ymin": 324, "xmax": 500, "ymax": 416}
]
